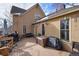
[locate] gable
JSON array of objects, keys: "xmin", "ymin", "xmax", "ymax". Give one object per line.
[{"xmin": 22, "ymin": 3, "xmax": 45, "ymax": 18}]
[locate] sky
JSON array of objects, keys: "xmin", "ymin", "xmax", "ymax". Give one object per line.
[
  {"xmin": 40, "ymin": 3, "xmax": 57, "ymax": 15},
  {"xmin": 0, "ymin": 3, "xmax": 78, "ymax": 28}
]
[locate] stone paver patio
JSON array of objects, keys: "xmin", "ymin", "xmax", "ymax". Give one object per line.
[{"xmin": 9, "ymin": 37, "xmax": 70, "ymax": 56}]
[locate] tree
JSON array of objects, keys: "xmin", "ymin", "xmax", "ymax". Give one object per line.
[
  {"xmin": 3, "ymin": 9, "xmax": 13, "ymax": 35},
  {"xmin": 4, "ymin": 9, "xmax": 13, "ymax": 26}
]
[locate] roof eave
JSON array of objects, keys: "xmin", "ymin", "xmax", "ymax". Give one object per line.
[
  {"xmin": 33, "ymin": 7, "xmax": 79, "ymax": 25},
  {"xmin": 11, "ymin": 13, "xmax": 22, "ymax": 16}
]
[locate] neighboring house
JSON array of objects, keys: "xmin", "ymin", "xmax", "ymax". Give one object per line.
[
  {"xmin": 33, "ymin": 6, "xmax": 79, "ymax": 52},
  {"xmin": 11, "ymin": 4, "xmax": 45, "ymax": 35}
]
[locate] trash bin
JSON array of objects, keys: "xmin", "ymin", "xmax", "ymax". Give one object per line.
[{"xmin": 47, "ymin": 36, "xmax": 62, "ymax": 50}]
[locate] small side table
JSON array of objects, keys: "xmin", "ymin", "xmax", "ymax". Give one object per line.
[{"xmin": 36, "ymin": 36, "xmax": 48, "ymax": 47}]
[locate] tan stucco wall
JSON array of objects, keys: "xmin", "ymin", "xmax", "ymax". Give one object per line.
[
  {"xmin": 13, "ymin": 15, "xmax": 19, "ymax": 32},
  {"xmin": 34, "ymin": 18, "xmax": 60, "ymax": 38},
  {"xmin": 70, "ymin": 12, "xmax": 79, "ymax": 42},
  {"xmin": 34, "ymin": 17, "xmax": 72, "ymax": 52},
  {"xmin": 13, "ymin": 5, "xmax": 45, "ymax": 35},
  {"xmin": 34, "ymin": 11, "xmax": 79, "ymax": 52},
  {"xmin": 45, "ymin": 19, "xmax": 60, "ymax": 38}
]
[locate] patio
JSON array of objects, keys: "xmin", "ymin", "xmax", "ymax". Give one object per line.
[{"xmin": 9, "ymin": 37, "xmax": 70, "ymax": 56}]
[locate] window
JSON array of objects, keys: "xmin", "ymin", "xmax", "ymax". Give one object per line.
[
  {"xmin": 34, "ymin": 13, "xmax": 41, "ymax": 21},
  {"xmin": 60, "ymin": 18, "xmax": 69, "ymax": 41}
]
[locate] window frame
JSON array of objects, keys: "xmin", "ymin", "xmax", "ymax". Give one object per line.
[
  {"xmin": 34, "ymin": 13, "xmax": 41, "ymax": 21},
  {"xmin": 60, "ymin": 18, "xmax": 69, "ymax": 41}
]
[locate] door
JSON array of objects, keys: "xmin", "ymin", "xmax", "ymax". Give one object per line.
[
  {"xmin": 42, "ymin": 24, "xmax": 45, "ymax": 35},
  {"xmin": 23, "ymin": 25, "xmax": 26, "ymax": 34}
]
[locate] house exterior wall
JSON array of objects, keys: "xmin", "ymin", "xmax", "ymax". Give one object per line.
[
  {"xmin": 13, "ymin": 15, "xmax": 19, "ymax": 32},
  {"xmin": 70, "ymin": 12, "xmax": 79, "ymax": 42},
  {"xmin": 34, "ymin": 17, "xmax": 72, "ymax": 52},
  {"xmin": 34, "ymin": 11, "xmax": 79, "ymax": 52},
  {"xmin": 13, "ymin": 5, "xmax": 45, "ymax": 35}
]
